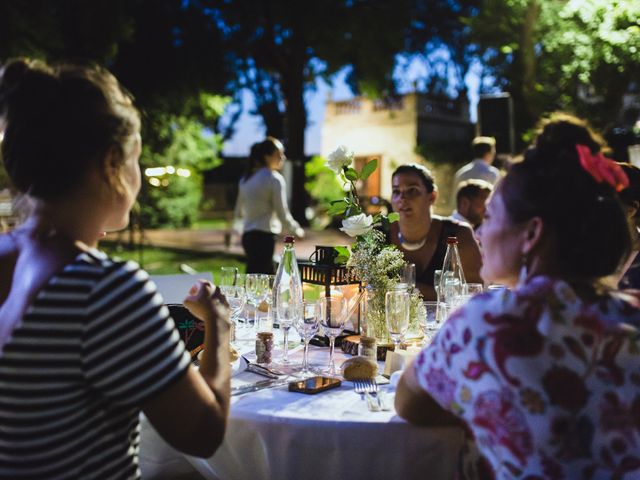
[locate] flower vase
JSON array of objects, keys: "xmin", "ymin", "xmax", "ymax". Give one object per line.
[{"xmin": 361, "ymin": 284, "xmax": 391, "ymax": 345}]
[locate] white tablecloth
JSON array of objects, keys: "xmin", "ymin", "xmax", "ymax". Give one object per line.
[{"xmin": 140, "ymin": 332, "xmax": 465, "ymax": 480}]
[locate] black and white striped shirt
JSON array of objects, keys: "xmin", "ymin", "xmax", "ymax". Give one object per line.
[{"xmin": 0, "ymin": 249, "xmax": 190, "ymax": 479}]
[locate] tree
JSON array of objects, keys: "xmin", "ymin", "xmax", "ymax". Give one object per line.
[
  {"xmin": 0, "ymin": 0, "xmax": 134, "ymax": 63},
  {"xmin": 470, "ymin": 0, "xmax": 640, "ymax": 144},
  {"xmin": 1, "ymin": 0, "xmax": 236, "ymax": 228},
  {"xmin": 404, "ymin": 0, "xmax": 480, "ymax": 99},
  {"xmin": 211, "ymin": 0, "xmax": 413, "ymax": 224},
  {"xmin": 138, "ymin": 94, "xmax": 229, "ymax": 227}
]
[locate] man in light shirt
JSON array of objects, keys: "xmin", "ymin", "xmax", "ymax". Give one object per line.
[
  {"xmin": 452, "ymin": 137, "xmax": 501, "ymax": 204},
  {"xmin": 450, "ymin": 179, "xmax": 493, "ymax": 229}
]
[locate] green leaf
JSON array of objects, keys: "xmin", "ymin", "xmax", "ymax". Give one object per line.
[
  {"xmin": 360, "ymin": 158, "xmax": 378, "ymax": 181},
  {"xmin": 387, "ymin": 212, "xmax": 400, "ymax": 223},
  {"xmin": 344, "ymin": 168, "xmax": 359, "ymax": 181},
  {"xmin": 334, "ymin": 246, "xmax": 351, "ymax": 265},
  {"xmin": 345, "ymin": 205, "xmax": 362, "ymax": 217},
  {"xmin": 327, "ymin": 201, "xmax": 347, "ymax": 216}
]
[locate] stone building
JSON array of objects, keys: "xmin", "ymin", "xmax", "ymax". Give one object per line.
[{"xmin": 321, "ymin": 92, "xmax": 474, "ymax": 214}]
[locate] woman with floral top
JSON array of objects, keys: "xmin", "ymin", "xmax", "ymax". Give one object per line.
[{"xmin": 396, "ymin": 113, "xmax": 640, "ymax": 479}]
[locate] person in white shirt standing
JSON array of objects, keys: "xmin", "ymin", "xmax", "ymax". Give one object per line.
[
  {"xmin": 451, "ymin": 137, "xmax": 501, "ymax": 206},
  {"xmin": 235, "ymin": 137, "xmax": 304, "ymax": 274}
]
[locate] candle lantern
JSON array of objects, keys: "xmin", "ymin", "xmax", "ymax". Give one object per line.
[{"xmin": 298, "ymin": 245, "xmax": 362, "ymax": 338}]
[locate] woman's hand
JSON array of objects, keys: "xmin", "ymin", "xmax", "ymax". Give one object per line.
[{"xmin": 183, "ymin": 281, "xmax": 231, "ymax": 330}]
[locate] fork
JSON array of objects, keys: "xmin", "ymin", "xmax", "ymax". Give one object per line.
[
  {"xmin": 359, "ymin": 378, "xmax": 391, "ymax": 411},
  {"xmin": 354, "ymin": 379, "xmax": 380, "ymax": 412}
]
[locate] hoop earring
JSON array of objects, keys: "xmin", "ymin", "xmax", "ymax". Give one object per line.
[{"xmin": 518, "ymin": 256, "xmax": 528, "ymax": 287}]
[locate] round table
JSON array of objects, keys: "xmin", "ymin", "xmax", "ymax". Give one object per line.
[{"xmin": 140, "ymin": 334, "xmax": 465, "ymax": 480}]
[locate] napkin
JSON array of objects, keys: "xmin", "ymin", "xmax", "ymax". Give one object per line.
[{"xmin": 231, "ymin": 355, "xmax": 249, "ymax": 377}]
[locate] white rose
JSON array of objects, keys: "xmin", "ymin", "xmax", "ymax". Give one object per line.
[
  {"xmin": 326, "ymin": 145, "xmax": 354, "ymax": 173},
  {"xmin": 340, "ymin": 213, "xmax": 373, "ymax": 237}
]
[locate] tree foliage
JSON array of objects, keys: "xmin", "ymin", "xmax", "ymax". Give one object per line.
[
  {"xmin": 1, "ymin": 0, "xmax": 233, "ymax": 228},
  {"xmin": 138, "ymin": 93, "xmax": 229, "ymax": 227},
  {"xmin": 471, "ymin": 0, "xmax": 640, "ymax": 143}
]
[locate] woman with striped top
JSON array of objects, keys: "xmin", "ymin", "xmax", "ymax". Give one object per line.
[{"xmin": 0, "ymin": 59, "xmax": 231, "ymax": 479}]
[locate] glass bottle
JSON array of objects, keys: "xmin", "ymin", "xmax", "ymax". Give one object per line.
[
  {"xmin": 439, "ymin": 236, "xmax": 466, "ymax": 306},
  {"xmin": 358, "ymin": 336, "xmax": 378, "ymax": 362},
  {"xmin": 272, "ymin": 235, "xmax": 303, "ymax": 364}
]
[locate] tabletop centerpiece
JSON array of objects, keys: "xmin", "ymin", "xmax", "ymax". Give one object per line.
[{"xmin": 324, "ymin": 145, "xmax": 424, "ymax": 345}]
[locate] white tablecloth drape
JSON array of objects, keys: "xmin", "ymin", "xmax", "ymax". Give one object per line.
[{"xmin": 140, "ymin": 337, "xmax": 465, "ymax": 480}]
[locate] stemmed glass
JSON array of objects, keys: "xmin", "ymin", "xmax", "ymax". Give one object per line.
[
  {"xmin": 245, "ymin": 274, "xmax": 269, "ymax": 330},
  {"xmin": 318, "ymin": 296, "xmax": 347, "ymax": 376},
  {"xmin": 400, "ymin": 263, "xmax": 416, "ymax": 290},
  {"xmin": 385, "ymin": 290, "xmax": 410, "ymax": 351},
  {"xmin": 225, "ymin": 286, "xmax": 246, "ymax": 344},
  {"xmin": 294, "ymin": 301, "xmax": 320, "ymax": 375},
  {"xmin": 434, "ymin": 269, "xmax": 443, "ymax": 303},
  {"xmin": 465, "ymin": 283, "xmax": 484, "ymax": 295},
  {"xmin": 420, "ymin": 301, "xmax": 446, "ymax": 346},
  {"xmin": 265, "ymin": 275, "xmax": 276, "ymax": 306},
  {"xmin": 219, "ymin": 266, "xmax": 239, "ymax": 293},
  {"xmin": 275, "ymin": 292, "xmax": 300, "ymax": 365},
  {"xmin": 263, "ymin": 274, "xmax": 276, "ymax": 329}
]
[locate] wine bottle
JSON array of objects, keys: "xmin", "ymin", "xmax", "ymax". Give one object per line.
[{"xmin": 272, "ymin": 235, "xmax": 303, "ymax": 363}]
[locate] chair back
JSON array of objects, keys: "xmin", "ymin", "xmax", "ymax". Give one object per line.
[
  {"xmin": 149, "ymin": 272, "xmax": 213, "ymax": 304},
  {"xmin": 150, "ymin": 272, "xmax": 213, "ymax": 358}
]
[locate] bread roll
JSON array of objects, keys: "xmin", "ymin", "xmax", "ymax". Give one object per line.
[
  {"xmin": 229, "ymin": 345, "xmax": 239, "ymax": 363},
  {"xmin": 341, "ymin": 356, "xmax": 377, "ymax": 380},
  {"xmin": 196, "ymin": 346, "xmax": 239, "ymax": 364}
]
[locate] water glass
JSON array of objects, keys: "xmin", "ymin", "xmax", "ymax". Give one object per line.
[
  {"xmin": 256, "ymin": 305, "xmax": 273, "ymax": 333},
  {"xmin": 277, "ymin": 301, "xmax": 299, "ymax": 364},
  {"xmin": 294, "ymin": 301, "xmax": 320, "ymax": 375},
  {"xmin": 450, "ymin": 293, "xmax": 473, "ymax": 310},
  {"xmin": 318, "ymin": 296, "xmax": 347, "ymax": 375},
  {"xmin": 245, "ymin": 274, "xmax": 269, "ymax": 329},
  {"xmin": 385, "ymin": 290, "xmax": 410, "ymax": 350},
  {"xmin": 421, "ymin": 301, "xmax": 445, "ymax": 345},
  {"xmin": 265, "ymin": 274, "xmax": 276, "ymax": 306},
  {"xmin": 219, "ymin": 267, "xmax": 239, "ymax": 293},
  {"xmin": 400, "ymin": 263, "xmax": 416, "ymax": 290},
  {"xmin": 434, "ymin": 269, "xmax": 443, "ymax": 301},
  {"xmin": 224, "ymin": 285, "xmax": 246, "ymax": 342}
]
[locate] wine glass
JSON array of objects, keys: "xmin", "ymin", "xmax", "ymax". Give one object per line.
[
  {"xmin": 275, "ymin": 294, "xmax": 300, "ymax": 365},
  {"xmin": 224, "ymin": 285, "xmax": 246, "ymax": 343},
  {"xmin": 465, "ymin": 283, "xmax": 484, "ymax": 295},
  {"xmin": 420, "ymin": 301, "xmax": 445, "ymax": 346},
  {"xmin": 434, "ymin": 269, "xmax": 443, "ymax": 302},
  {"xmin": 265, "ymin": 274, "xmax": 276, "ymax": 306},
  {"xmin": 450, "ymin": 293, "xmax": 473, "ymax": 310},
  {"xmin": 385, "ymin": 290, "xmax": 410, "ymax": 350},
  {"xmin": 245, "ymin": 274, "xmax": 269, "ymax": 330},
  {"xmin": 318, "ymin": 296, "xmax": 347, "ymax": 376},
  {"xmin": 219, "ymin": 266, "xmax": 239, "ymax": 294},
  {"xmin": 399, "ymin": 263, "xmax": 416, "ymax": 290},
  {"xmin": 294, "ymin": 301, "xmax": 320, "ymax": 375}
]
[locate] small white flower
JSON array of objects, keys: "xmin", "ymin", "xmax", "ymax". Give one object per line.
[
  {"xmin": 326, "ymin": 145, "xmax": 354, "ymax": 173},
  {"xmin": 340, "ymin": 213, "xmax": 373, "ymax": 237}
]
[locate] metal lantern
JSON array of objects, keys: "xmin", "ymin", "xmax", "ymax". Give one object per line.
[{"xmin": 298, "ymin": 246, "xmax": 362, "ymax": 335}]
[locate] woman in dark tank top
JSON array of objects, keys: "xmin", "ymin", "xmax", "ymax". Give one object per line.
[{"xmin": 388, "ymin": 164, "xmax": 483, "ymax": 300}]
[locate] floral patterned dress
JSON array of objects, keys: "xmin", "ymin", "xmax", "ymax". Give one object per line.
[{"xmin": 415, "ymin": 276, "xmax": 640, "ymax": 479}]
